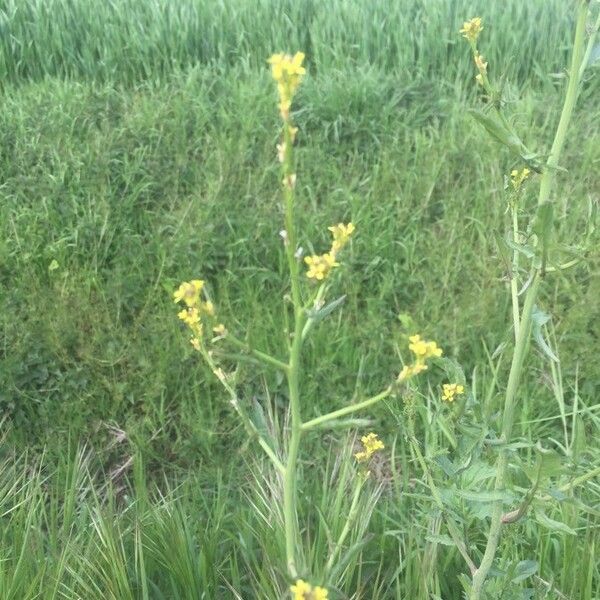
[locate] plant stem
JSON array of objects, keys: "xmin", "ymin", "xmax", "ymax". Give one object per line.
[
  {"xmin": 301, "ymin": 386, "xmax": 393, "ymax": 431},
  {"xmin": 510, "ymin": 206, "xmax": 521, "ymax": 342},
  {"xmin": 469, "ymin": 4, "xmax": 589, "ymax": 596},
  {"xmin": 201, "ymin": 348, "xmax": 285, "ymax": 474},
  {"xmin": 224, "ymin": 333, "xmax": 289, "ymax": 372},
  {"xmin": 280, "ymin": 114, "xmax": 306, "ymax": 578}
]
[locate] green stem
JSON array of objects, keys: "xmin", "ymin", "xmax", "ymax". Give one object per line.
[
  {"xmin": 200, "ymin": 348, "xmax": 285, "ymax": 474},
  {"xmin": 224, "ymin": 333, "xmax": 289, "ymax": 372},
  {"xmin": 301, "ymin": 386, "xmax": 393, "ymax": 431},
  {"xmin": 470, "ymin": 5, "xmax": 589, "ymax": 596},
  {"xmin": 280, "ymin": 113, "xmax": 306, "ymax": 578},
  {"xmin": 510, "ymin": 206, "xmax": 521, "ymax": 342}
]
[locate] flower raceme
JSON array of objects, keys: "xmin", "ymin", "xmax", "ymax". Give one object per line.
[
  {"xmin": 441, "ymin": 383, "xmax": 465, "ymax": 403},
  {"xmin": 398, "ymin": 334, "xmax": 443, "ymax": 382},
  {"xmin": 354, "ymin": 432, "xmax": 385, "ymax": 463},
  {"xmin": 268, "ymin": 52, "xmax": 306, "ymax": 120},
  {"xmin": 290, "ymin": 579, "xmax": 328, "ymax": 600},
  {"xmin": 305, "ymin": 222, "xmax": 355, "ymax": 281},
  {"xmin": 174, "ymin": 279, "xmax": 224, "ymax": 349},
  {"xmin": 511, "ymin": 167, "xmax": 530, "ymax": 190},
  {"xmin": 460, "ymin": 17, "xmax": 483, "ymax": 43}
]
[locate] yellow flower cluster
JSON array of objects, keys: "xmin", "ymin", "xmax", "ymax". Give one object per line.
[
  {"xmin": 174, "ymin": 279, "xmax": 225, "ymax": 349},
  {"xmin": 354, "ymin": 432, "xmax": 385, "ymax": 463},
  {"xmin": 267, "ymin": 52, "xmax": 306, "ymax": 120},
  {"xmin": 441, "ymin": 383, "xmax": 465, "ymax": 403},
  {"xmin": 510, "ymin": 167, "xmax": 530, "ymax": 190},
  {"xmin": 305, "ymin": 222, "xmax": 355, "ymax": 281},
  {"xmin": 460, "ymin": 17, "xmax": 483, "ymax": 43},
  {"xmin": 398, "ymin": 334, "xmax": 443, "ymax": 381},
  {"xmin": 474, "ymin": 51, "xmax": 488, "ymax": 85},
  {"xmin": 290, "ymin": 579, "xmax": 328, "ymax": 600}
]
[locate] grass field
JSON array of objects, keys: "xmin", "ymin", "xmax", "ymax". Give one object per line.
[{"xmin": 1, "ymin": 0, "xmax": 600, "ymax": 598}]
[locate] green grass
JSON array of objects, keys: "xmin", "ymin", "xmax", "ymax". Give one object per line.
[{"xmin": 1, "ymin": 0, "xmax": 600, "ymax": 598}]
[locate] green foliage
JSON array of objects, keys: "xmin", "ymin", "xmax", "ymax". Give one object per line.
[{"xmin": 1, "ymin": 0, "xmax": 599, "ymax": 598}]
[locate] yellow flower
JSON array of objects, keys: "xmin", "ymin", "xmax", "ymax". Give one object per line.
[
  {"xmin": 190, "ymin": 337, "xmax": 202, "ymax": 351},
  {"xmin": 398, "ymin": 335, "xmax": 442, "ymax": 382},
  {"xmin": 355, "ymin": 432, "xmax": 385, "ymax": 463},
  {"xmin": 460, "ymin": 17, "xmax": 483, "ymax": 43},
  {"xmin": 328, "ymin": 222, "xmax": 355, "ymax": 253},
  {"xmin": 510, "ymin": 167, "xmax": 531, "ymax": 190},
  {"xmin": 475, "ymin": 73, "xmax": 484, "ymax": 86},
  {"xmin": 212, "ymin": 323, "xmax": 227, "ymax": 336},
  {"xmin": 173, "ymin": 280, "xmax": 204, "ymax": 307},
  {"xmin": 290, "ymin": 579, "xmax": 328, "ymax": 600},
  {"xmin": 408, "ymin": 334, "xmax": 442, "ymax": 360},
  {"xmin": 304, "ymin": 252, "xmax": 339, "ymax": 280},
  {"xmin": 178, "ymin": 307, "xmax": 200, "ymax": 327},
  {"xmin": 474, "ymin": 52, "xmax": 487, "ymax": 74},
  {"xmin": 202, "ymin": 301, "xmax": 215, "ymax": 317},
  {"xmin": 442, "ymin": 383, "xmax": 465, "ymax": 403},
  {"xmin": 268, "ymin": 52, "xmax": 306, "ymax": 119}
]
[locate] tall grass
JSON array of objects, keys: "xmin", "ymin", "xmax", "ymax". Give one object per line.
[{"xmin": 0, "ymin": 0, "xmax": 585, "ymax": 87}]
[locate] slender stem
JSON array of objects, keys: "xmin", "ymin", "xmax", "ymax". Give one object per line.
[
  {"xmin": 301, "ymin": 386, "xmax": 393, "ymax": 431},
  {"xmin": 279, "ymin": 112, "xmax": 306, "ymax": 578},
  {"xmin": 510, "ymin": 206, "xmax": 521, "ymax": 342},
  {"xmin": 470, "ymin": 5, "xmax": 589, "ymax": 596},
  {"xmin": 579, "ymin": 10, "xmax": 600, "ymax": 81},
  {"xmin": 200, "ymin": 348, "xmax": 285, "ymax": 474},
  {"xmin": 325, "ymin": 475, "xmax": 365, "ymax": 573},
  {"xmin": 409, "ymin": 432, "xmax": 477, "ymax": 576},
  {"xmin": 224, "ymin": 333, "xmax": 289, "ymax": 372}
]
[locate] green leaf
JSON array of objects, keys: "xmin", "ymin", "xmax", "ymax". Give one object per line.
[
  {"xmin": 511, "ymin": 560, "xmax": 538, "ymax": 583},
  {"xmin": 425, "ymin": 533, "xmax": 455, "ymax": 546},
  {"xmin": 454, "ymin": 489, "xmax": 513, "ymax": 503},
  {"xmin": 433, "ymin": 455, "xmax": 457, "ymax": 477},
  {"xmin": 534, "ymin": 510, "xmax": 576, "ymax": 535},
  {"xmin": 504, "ymin": 237, "xmax": 536, "ymax": 259},
  {"xmin": 531, "ymin": 306, "xmax": 559, "ymax": 363},
  {"xmin": 468, "ymin": 109, "xmax": 523, "ymax": 151},
  {"xmin": 306, "ymin": 295, "xmax": 346, "ymax": 322}
]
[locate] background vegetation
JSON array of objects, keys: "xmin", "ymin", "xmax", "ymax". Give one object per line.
[{"xmin": 1, "ymin": 0, "xmax": 598, "ymax": 598}]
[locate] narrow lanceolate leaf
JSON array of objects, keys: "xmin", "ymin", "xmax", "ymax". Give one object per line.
[
  {"xmin": 468, "ymin": 109, "xmax": 523, "ymax": 151},
  {"xmin": 306, "ymin": 294, "xmax": 346, "ymax": 322},
  {"xmin": 531, "ymin": 306, "xmax": 559, "ymax": 363},
  {"xmin": 534, "ymin": 510, "xmax": 577, "ymax": 535}
]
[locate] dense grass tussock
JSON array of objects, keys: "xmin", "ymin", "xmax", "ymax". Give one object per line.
[{"xmin": 1, "ymin": 0, "xmax": 600, "ymax": 598}]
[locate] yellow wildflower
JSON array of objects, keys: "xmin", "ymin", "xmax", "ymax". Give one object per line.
[
  {"xmin": 190, "ymin": 337, "xmax": 202, "ymax": 351},
  {"xmin": 408, "ymin": 334, "xmax": 443, "ymax": 360},
  {"xmin": 268, "ymin": 52, "xmax": 306, "ymax": 119},
  {"xmin": 212, "ymin": 323, "xmax": 227, "ymax": 336},
  {"xmin": 398, "ymin": 335, "xmax": 442, "ymax": 382},
  {"xmin": 460, "ymin": 17, "xmax": 483, "ymax": 43},
  {"xmin": 442, "ymin": 383, "xmax": 465, "ymax": 403},
  {"xmin": 290, "ymin": 579, "xmax": 328, "ymax": 600},
  {"xmin": 328, "ymin": 222, "xmax": 355, "ymax": 253},
  {"xmin": 304, "ymin": 252, "xmax": 339, "ymax": 280},
  {"xmin": 173, "ymin": 280, "xmax": 204, "ymax": 307},
  {"xmin": 178, "ymin": 307, "xmax": 200, "ymax": 327},
  {"xmin": 398, "ymin": 362, "xmax": 428, "ymax": 381},
  {"xmin": 475, "ymin": 73, "xmax": 484, "ymax": 86},
  {"xmin": 355, "ymin": 432, "xmax": 385, "ymax": 463},
  {"xmin": 474, "ymin": 52, "xmax": 487, "ymax": 74},
  {"xmin": 202, "ymin": 301, "xmax": 215, "ymax": 317},
  {"xmin": 510, "ymin": 167, "xmax": 531, "ymax": 190}
]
